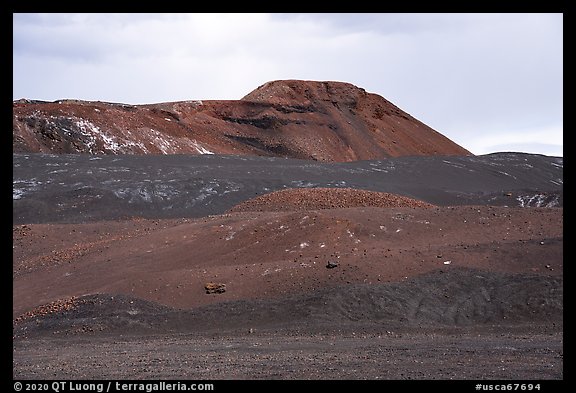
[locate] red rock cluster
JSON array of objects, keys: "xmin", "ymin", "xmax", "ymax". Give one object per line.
[
  {"xmin": 14, "ymin": 296, "xmax": 79, "ymax": 325},
  {"xmin": 205, "ymin": 282, "xmax": 227, "ymax": 294},
  {"xmin": 228, "ymin": 187, "xmax": 434, "ymax": 213},
  {"xmin": 13, "ymin": 224, "xmax": 32, "ymax": 239}
]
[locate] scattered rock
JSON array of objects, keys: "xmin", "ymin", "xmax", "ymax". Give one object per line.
[
  {"xmin": 14, "ymin": 296, "xmax": 79, "ymax": 325},
  {"xmin": 326, "ymin": 261, "xmax": 338, "ymax": 269},
  {"xmin": 229, "ymin": 187, "xmax": 435, "ymax": 213},
  {"xmin": 204, "ymin": 282, "xmax": 226, "ymax": 294}
]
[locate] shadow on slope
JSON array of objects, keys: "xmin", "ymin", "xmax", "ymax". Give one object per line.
[{"xmin": 13, "ymin": 267, "xmax": 562, "ymax": 339}]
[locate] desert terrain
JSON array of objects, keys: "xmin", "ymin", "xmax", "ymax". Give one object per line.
[
  {"xmin": 13, "ymin": 154, "xmax": 563, "ymax": 380},
  {"xmin": 13, "ymin": 81, "xmax": 563, "ymax": 381}
]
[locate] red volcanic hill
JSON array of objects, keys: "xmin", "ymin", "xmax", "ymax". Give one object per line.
[{"xmin": 13, "ymin": 80, "xmax": 472, "ymax": 162}]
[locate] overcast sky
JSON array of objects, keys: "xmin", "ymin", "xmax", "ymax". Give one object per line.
[{"xmin": 13, "ymin": 13, "xmax": 563, "ymax": 157}]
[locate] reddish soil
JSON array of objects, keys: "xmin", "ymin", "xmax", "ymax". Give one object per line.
[
  {"xmin": 12, "ymin": 200, "xmax": 563, "ymax": 380},
  {"xmin": 12, "ymin": 202, "xmax": 563, "ymax": 319}
]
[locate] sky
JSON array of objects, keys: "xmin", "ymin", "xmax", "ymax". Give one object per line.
[{"xmin": 13, "ymin": 13, "xmax": 563, "ymax": 157}]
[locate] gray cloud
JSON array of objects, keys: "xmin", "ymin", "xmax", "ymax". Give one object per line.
[{"xmin": 13, "ymin": 13, "xmax": 562, "ymax": 156}]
